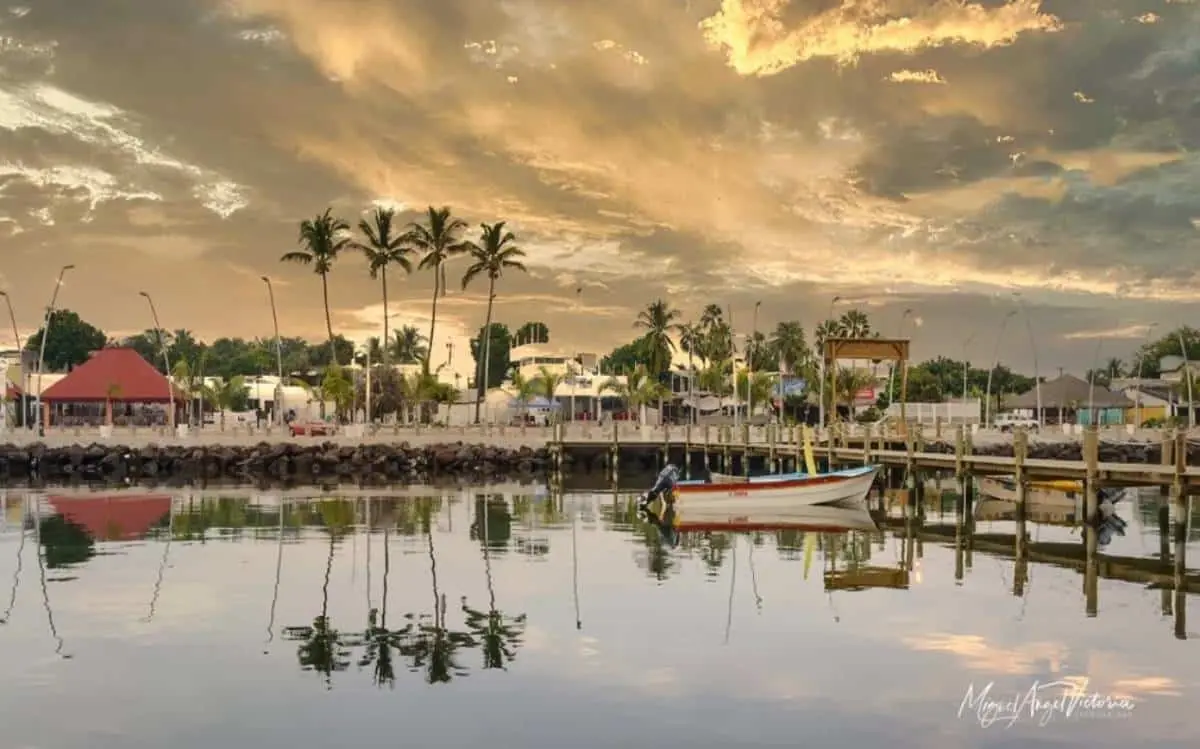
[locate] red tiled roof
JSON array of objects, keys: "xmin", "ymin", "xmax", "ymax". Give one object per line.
[
  {"xmin": 41, "ymin": 348, "xmax": 186, "ymax": 402},
  {"xmin": 4, "ymin": 382, "xmax": 20, "ymax": 398},
  {"xmin": 48, "ymin": 495, "xmax": 172, "ymax": 541}
]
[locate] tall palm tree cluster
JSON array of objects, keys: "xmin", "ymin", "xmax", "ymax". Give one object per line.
[
  {"xmin": 281, "ymin": 205, "xmax": 527, "ymax": 420},
  {"xmin": 619, "ymin": 301, "xmax": 880, "ymax": 416}
]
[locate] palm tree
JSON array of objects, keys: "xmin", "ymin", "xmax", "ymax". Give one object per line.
[
  {"xmin": 1104, "ymin": 357, "xmax": 1125, "ymax": 380},
  {"xmin": 462, "ymin": 222, "xmax": 527, "ymax": 423},
  {"xmin": 634, "ymin": 299, "xmax": 681, "ymax": 376},
  {"xmin": 770, "ymin": 321, "xmax": 812, "ymax": 376},
  {"xmin": 679, "ymin": 322, "xmax": 704, "ymax": 367},
  {"xmin": 534, "ymin": 366, "xmax": 564, "ymax": 423},
  {"xmin": 201, "ymin": 376, "xmax": 248, "ymax": 430},
  {"xmin": 406, "ymin": 206, "xmax": 472, "ymax": 372},
  {"xmin": 354, "ymin": 207, "xmax": 414, "ymax": 367},
  {"xmin": 392, "ymin": 326, "xmax": 428, "ymax": 364},
  {"xmin": 364, "ymin": 336, "xmax": 386, "ymax": 365},
  {"xmin": 838, "ymin": 309, "xmax": 871, "ymax": 338},
  {"xmin": 601, "ymin": 365, "xmax": 671, "ymax": 424},
  {"xmin": 281, "ymin": 209, "xmax": 351, "ymax": 366},
  {"xmin": 509, "ymin": 371, "xmax": 538, "ymax": 424}
]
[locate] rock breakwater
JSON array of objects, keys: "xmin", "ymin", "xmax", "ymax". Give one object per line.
[
  {"xmin": 922, "ymin": 439, "xmax": 1188, "ymax": 464},
  {"xmin": 0, "ymin": 442, "xmax": 552, "ymax": 483}
]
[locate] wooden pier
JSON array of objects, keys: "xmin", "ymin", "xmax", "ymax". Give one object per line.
[{"xmin": 546, "ymin": 421, "xmax": 1200, "ymax": 494}]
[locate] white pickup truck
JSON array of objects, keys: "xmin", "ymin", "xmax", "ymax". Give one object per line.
[{"xmin": 993, "ymin": 413, "xmax": 1040, "ymax": 432}]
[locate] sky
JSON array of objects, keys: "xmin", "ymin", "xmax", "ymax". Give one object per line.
[{"xmin": 2, "ymin": 0, "xmax": 1200, "ymax": 379}]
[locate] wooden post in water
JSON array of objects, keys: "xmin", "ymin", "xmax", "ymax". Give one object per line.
[
  {"xmin": 684, "ymin": 424, "xmax": 692, "ymax": 478},
  {"xmin": 1159, "ymin": 502, "xmax": 1173, "ymax": 617},
  {"xmin": 610, "ymin": 420, "xmax": 619, "ymax": 484},
  {"xmin": 1160, "ymin": 428, "xmax": 1174, "ymax": 497},
  {"xmin": 1172, "ymin": 427, "xmax": 1188, "ymax": 639},
  {"xmin": 741, "ymin": 422, "xmax": 751, "ymax": 477},
  {"xmin": 1013, "ymin": 428, "xmax": 1029, "ymax": 597},
  {"xmin": 661, "ymin": 424, "xmax": 670, "ymax": 471},
  {"xmin": 1083, "ymin": 424, "xmax": 1101, "ymax": 617},
  {"xmin": 703, "ymin": 425, "xmax": 711, "ymax": 471},
  {"xmin": 1083, "ymin": 424, "xmax": 1100, "ymax": 525},
  {"xmin": 863, "ymin": 422, "xmax": 872, "ymax": 466},
  {"xmin": 768, "ymin": 424, "xmax": 778, "ymax": 473},
  {"xmin": 722, "ymin": 425, "xmax": 731, "ymax": 472}
]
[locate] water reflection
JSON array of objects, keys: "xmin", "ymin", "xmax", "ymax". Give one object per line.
[{"xmin": 0, "ymin": 480, "xmax": 1196, "ymax": 747}]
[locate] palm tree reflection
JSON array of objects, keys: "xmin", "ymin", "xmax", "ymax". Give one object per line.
[
  {"xmin": 283, "ymin": 500, "xmax": 355, "ymax": 689},
  {"xmin": 396, "ymin": 500, "xmax": 473, "ymax": 684},
  {"xmin": 358, "ymin": 503, "xmax": 396, "ymax": 687},
  {"xmin": 461, "ymin": 495, "xmax": 526, "ymax": 670}
]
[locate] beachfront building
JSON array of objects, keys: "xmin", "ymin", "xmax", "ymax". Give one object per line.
[
  {"xmin": 1006, "ymin": 374, "xmax": 1134, "ymax": 426},
  {"xmin": 39, "ymin": 348, "xmax": 187, "ymax": 429}
]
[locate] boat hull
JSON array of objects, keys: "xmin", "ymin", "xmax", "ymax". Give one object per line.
[
  {"xmin": 672, "ymin": 466, "xmax": 879, "ymax": 509},
  {"xmin": 978, "ymin": 477, "xmax": 1080, "ymax": 509},
  {"xmin": 672, "ymin": 503, "xmax": 879, "ymax": 533}
]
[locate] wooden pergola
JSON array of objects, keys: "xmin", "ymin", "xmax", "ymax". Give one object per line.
[{"xmin": 822, "ymin": 337, "xmax": 910, "ymax": 425}]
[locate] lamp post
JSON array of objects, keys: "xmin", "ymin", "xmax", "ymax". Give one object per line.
[
  {"xmin": 261, "ymin": 276, "xmax": 285, "ymax": 426},
  {"xmin": 1133, "ymin": 322, "xmax": 1159, "ymax": 428},
  {"xmin": 818, "ymin": 295, "xmax": 843, "ymax": 427},
  {"xmin": 0, "ymin": 291, "xmax": 21, "ymax": 429},
  {"xmin": 887, "ymin": 308, "xmax": 914, "ymax": 407},
  {"xmin": 748, "ymin": 301, "xmax": 761, "ymax": 421},
  {"xmin": 34, "ymin": 264, "xmax": 74, "ymax": 437},
  {"xmin": 139, "ymin": 291, "xmax": 175, "ymax": 429},
  {"xmin": 1013, "ymin": 293, "xmax": 1042, "ymax": 426},
  {"xmin": 961, "ymin": 332, "xmax": 976, "ymax": 419},
  {"xmin": 1178, "ymin": 330, "xmax": 1195, "ymax": 429},
  {"xmin": 984, "ymin": 310, "xmax": 1017, "ymax": 428}
]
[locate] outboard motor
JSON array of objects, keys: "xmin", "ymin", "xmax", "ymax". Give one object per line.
[{"xmin": 640, "ymin": 464, "xmax": 680, "ymax": 506}]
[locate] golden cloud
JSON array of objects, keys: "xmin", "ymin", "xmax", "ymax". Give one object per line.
[{"xmin": 700, "ymin": 0, "xmax": 1062, "ymax": 76}]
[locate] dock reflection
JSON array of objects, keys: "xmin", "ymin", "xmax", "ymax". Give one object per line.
[{"xmin": 0, "ymin": 477, "xmax": 1195, "ymax": 678}]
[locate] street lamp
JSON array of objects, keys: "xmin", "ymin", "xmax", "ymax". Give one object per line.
[
  {"xmin": 984, "ymin": 310, "xmax": 1018, "ymax": 427},
  {"xmin": 261, "ymin": 276, "xmax": 285, "ymax": 426},
  {"xmin": 34, "ymin": 264, "xmax": 74, "ymax": 436},
  {"xmin": 1013, "ymin": 292, "xmax": 1042, "ymax": 426},
  {"xmin": 139, "ymin": 291, "xmax": 175, "ymax": 430},
  {"xmin": 818, "ymin": 295, "xmax": 843, "ymax": 427},
  {"xmin": 1133, "ymin": 322, "xmax": 1159, "ymax": 428},
  {"xmin": 1178, "ymin": 330, "xmax": 1195, "ymax": 429},
  {"xmin": 887, "ymin": 308, "xmax": 914, "ymax": 407},
  {"xmin": 961, "ymin": 332, "xmax": 976, "ymax": 416},
  {"xmin": 748, "ymin": 301, "xmax": 761, "ymax": 420},
  {"xmin": 0, "ymin": 291, "xmax": 22, "ymax": 429}
]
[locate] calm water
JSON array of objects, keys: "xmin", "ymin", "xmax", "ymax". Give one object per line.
[{"xmin": 0, "ymin": 481, "xmax": 1197, "ymax": 749}]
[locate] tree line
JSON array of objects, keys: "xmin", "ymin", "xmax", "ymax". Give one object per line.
[{"xmin": 598, "ymin": 301, "xmax": 1041, "ymax": 409}]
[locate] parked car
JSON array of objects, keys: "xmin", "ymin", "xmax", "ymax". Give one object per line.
[{"xmin": 289, "ymin": 420, "xmax": 335, "ymax": 437}]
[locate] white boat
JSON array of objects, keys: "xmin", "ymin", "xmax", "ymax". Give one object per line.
[
  {"xmin": 654, "ymin": 465, "xmax": 879, "ymax": 510},
  {"xmin": 670, "ymin": 502, "xmax": 879, "ymax": 533}
]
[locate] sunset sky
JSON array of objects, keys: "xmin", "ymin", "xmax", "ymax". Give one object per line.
[{"xmin": 2, "ymin": 0, "xmax": 1199, "ymax": 378}]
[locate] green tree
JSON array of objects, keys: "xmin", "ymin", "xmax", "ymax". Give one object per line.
[
  {"xmin": 601, "ymin": 365, "xmax": 670, "ymax": 423},
  {"xmin": 634, "ymin": 299, "xmax": 680, "ymax": 377},
  {"xmin": 408, "ymin": 206, "xmax": 472, "ymax": 372},
  {"xmin": 24, "ymin": 309, "xmax": 107, "ymax": 371},
  {"xmin": 117, "ymin": 329, "xmax": 168, "ymax": 368},
  {"xmin": 470, "ymin": 323, "xmax": 512, "ymax": 391},
  {"xmin": 321, "ymin": 366, "xmax": 354, "ymax": 421},
  {"xmin": 391, "ymin": 326, "xmax": 428, "ymax": 365},
  {"xmin": 354, "ymin": 207, "xmax": 414, "ymax": 367},
  {"xmin": 201, "ymin": 376, "xmax": 250, "ymax": 429},
  {"xmin": 462, "ymin": 221, "xmax": 527, "ymax": 423},
  {"xmin": 600, "ymin": 337, "xmax": 651, "ymax": 375},
  {"xmin": 306, "ymin": 336, "xmax": 355, "ymax": 370},
  {"xmin": 513, "ymin": 321, "xmax": 550, "ymax": 346},
  {"xmin": 282, "ymin": 208, "xmax": 352, "ymax": 367}
]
